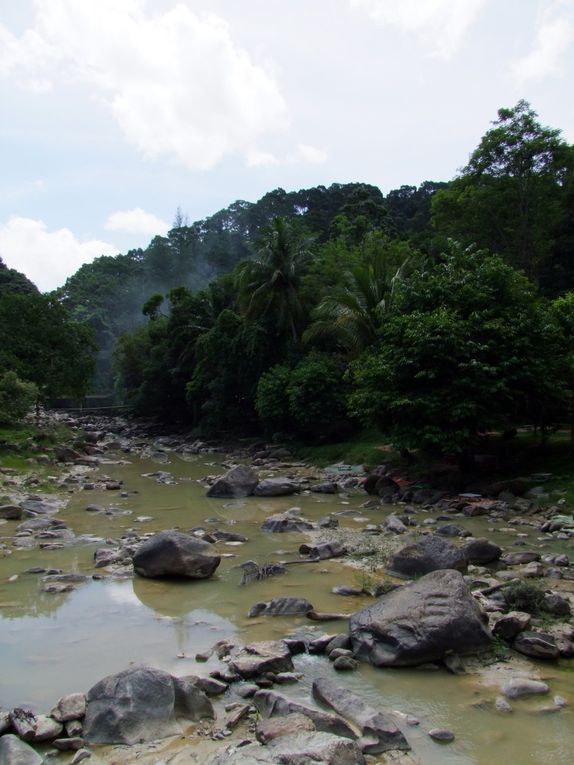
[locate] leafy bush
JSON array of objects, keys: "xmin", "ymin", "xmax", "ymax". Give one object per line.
[
  {"xmin": 503, "ymin": 581, "xmax": 545, "ymax": 613},
  {"xmin": 0, "ymin": 371, "xmax": 38, "ymax": 425},
  {"xmin": 256, "ymin": 352, "xmax": 349, "ymax": 440}
]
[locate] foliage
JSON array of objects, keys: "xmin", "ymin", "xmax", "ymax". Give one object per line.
[
  {"xmin": 0, "ymin": 371, "xmax": 38, "ymax": 425},
  {"xmin": 432, "ymin": 100, "xmax": 573, "ymax": 286},
  {"xmin": 0, "ymin": 291, "xmax": 95, "ymax": 402},
  {"xmin": 348, "ymin": 242, "xmax": 568, "ymax": 454},
  {"xmin": 503, "ymin": 581, "xmax": 545, "ymax": 614},
  {"xmin": 304, "ymin": 237, "xmax": 412, "ymax": 355},
  {"xmin": 256, "ymin": 352, "xmax": 349, "ymax": 439}
]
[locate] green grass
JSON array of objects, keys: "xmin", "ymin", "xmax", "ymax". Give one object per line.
[
  {"xmin": 0, "ymin": 421, "xmax": 72, "ymax": 463},
  {"xmin": 295, "ymin": 428, "xmax": 395, "ymax": 468}
]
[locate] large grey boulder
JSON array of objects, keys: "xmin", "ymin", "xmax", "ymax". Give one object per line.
[
  {"xmin": 83, "ymin": 666, "xmax": 213, "ymax": 745},
  {"xmin": 388, "ymin": 535, "xmax": 467, "ymax": 578},
  {"xmin": 350, "ymin": 569, "xmax": 492, "ymax": 667},
  {"xmin": 133, "ymin": 531, "xmax": 220, "ymax": 579},
  {"xmin": 0, "ymin": 734, "xmax": 43, "ymax": 765},
  {"xmin": 254, "ymin": 477, "xmax": 299, "ymax": 496},
  {"xmin": 206, "ymin": 465, "xmax": 259, "ymax": 498},
  {"xmin": 229, "ymin": 641, "xmax": 294, "ymax": 679},
  {"xmin": 252, "ymin": 690, "xmax": 356, "ymax": 739},
  {"xmin": 312, "ymin": 677, "xmax": 409, "ymax": 754},
  {"xmin": 462, "ymin": 538, "xmax": 502, "ymax": 565}
]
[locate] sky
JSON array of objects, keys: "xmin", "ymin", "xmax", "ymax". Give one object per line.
[{"xmin": 0, "ymin": 0, "xmax": 573, "ymax": 292}]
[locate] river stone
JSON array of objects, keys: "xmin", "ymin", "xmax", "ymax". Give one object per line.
[
  {"xmin": 207, "ymin": 731, "xmax": 365, "ymax": 765},
  {"xmin": 0, "ymin": 505, "xmax": 22, "ymax": 520},
  {"xmin": 501, "ymin": 678, "xmax": 549, "ymax": 699},
  {"xmin": 252, "ymin": 690, "xmax": 356, "ymax": 739},
  {"xmin": 0, "ymin": 734, "xmax": 43, "ymax": 765},
  {"xmin": 387, "ymin": 535, "xmax": 468, "ymax": 578},
  {"xmin": 501, "ymin": 551, "xmax": 541, "ymax": 566},
  {"xmin": 310, "ymin": 482, "xmax": 338, "ymax": 494},
  {"xmin": 254, "ymin": 477, "xmax": 299, "ymax": 496},
  {"xmin": 172, "ymin": 676, "xmax": 216, "ymax": 719},
  {"xmin": 229, "ymin": 641, "xmax": 294, "ymax": 678},
  {"xmin": 428, "ymin": 728, "xmax": 455, "ymax": 742},
  {"xmin": 10, "ymin": 709, "xmax": 36, "ymax": 741},
  {"xmin": 492, "ymin": 611, "xmax": 531, "ymax": 640},
  {"xmin": 206, "ymin": 465, "xmax": 259, "ymax": 498},
  {"xmin": 513, "ymin": 631, "xmax": 560, "ymax": 660},
  {"xmin": 463, "ymin": 538, "xmax": 502, "ymax": 565},
  {"xmin": 437, "ymin": 524, "xmax": 468, "ymax": 538},
  {"xmin": 51, "ymin": 693, "xmax": 86, "ymax": 722},
  {"xmin": 32, "ymin": 715, "xmax": 64, "ymax": 742},
  {"xmin": 350, "ymin": 569, "xmax": 492, "ymax": 667},
  {"xmin": 299, "ymin": 541, "xmax": 347, "ymax": 560},
  {"xmin": 312, "ymin": 677, "xmax": 410, "ymax": 754},
  {"xmin": 384, "ymin": 515, "xmax": 408, "ymax": 534},
  {"xmin": 83, "ymin": 666, "xmax": 212, "ymax": 744},
  {"xmin": 0, "ymin": 710, "xmax": 9, "ymax": 735},
  {"xmin": 261, "ymin": 512, "xmax": 314, "ymax": 533},
  {"xmin": 256, "ymin": 712, "xmax": 316, "ymax": 743},
  {"xmin": 248, "ymin": 597, "xmax": 314, "ymax": 618},
  {"xmin": 133, "ymin": 531, "xmax": 221, "ymax": 579},
  {"xmin": 542, "ymin": 592, "xmax": 571, "ymax": 617}
]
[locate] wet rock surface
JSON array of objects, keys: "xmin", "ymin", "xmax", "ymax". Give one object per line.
[
  {"xmin": 132, "ymin": 530, "xmax": 221, "ymax": 579},
  {"xmin": 350, "ymin": 569, "xmax": 492, "ymax": 667}
]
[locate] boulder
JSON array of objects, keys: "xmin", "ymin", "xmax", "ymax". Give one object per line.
[
  {"xmin": 206, "ymin": 465, "xmax": 259, "ymax": 498},
  {"xmin": 254, "ymin": 478, "xmax": 299, "ymax": 496},
  {"xmin": 133, "ymin": 531, "xmax": 220, "ymax": 579},
  {"xmin": 248, "ymin": 597, "xmax": 314, "ymax": 618},
  {"xmin": 228, "ymin": 641, "xmax": 294, "ymax": 679},
  {"xmin": 463, "ymin": 538, "xmax": 502, "ymax": 565},
  {"xmin": 350, "ymin": 569, "xmax": 491, "ymax": 667},
  {"xmin": 437, "ymin": 523, "xmax": 469, "ymax": 538},
  {"xmin": 252, "ymin": 690, "xmax": 356, "ymax": 739},
  {"xmin": 261, "ymin": 512, "xmax": 314, "ymax": 533},
  {"xmin": 83, "ymin": 666, "xmax": 213, "ymax": 744},
  {"xmin": 388, "ymin": 535, "xmax": 468, "ymax": 578},
  {"xmin": 384, "ymin": 515, "xmax": 408, "ymax": 534},
  {"xmin": 513, "ymin": 631, "xmax": 560, "ymax": 660},
  {"xmin": 0, "ymin": 505, "xmax": 22, "ymax": 520},
  {"xmin": 31, "ymin": 715, "xmax": 64, "ymax": 743},
  {"xmin": 256, "ymin": 713, "xmax": 316, "ymax": 743},
  {"xmin": 501, "ymin": 678, "xmax": 549, "ymax": 699},
  {"xmin": 50, "ymin": 693, "xmax": 86, "ymax": 722},
  {"xmin": 542, "ymin": 592, "xmax": 571, "ymax": 617},
  {"xmin": 492, "ymin": 611, "xmax": 531, "ymax": 640},
  {"xmin": 312, "ymin": 677, "xmax": 409, "ymax": 754},
  {"xmin": 0, "ymin": 734, "xmax": 43, "ymax": 765},
  {"xmin": 299, "ymin": 541, "xmax": 347, "ymax": 560},
  {"xmin": 207, "ymin": 731, "xmax": 365, "ymax": 765},
  {"xmin": 310, "ymin": 482, "xmax": 338, "ymax": 494},
  {"xmin": 501, "ymin": 551, "xmax": 541, "ymax": 566}
]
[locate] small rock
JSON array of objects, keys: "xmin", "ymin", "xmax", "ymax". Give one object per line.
[
  {"xmin": 428, "ymin": 728, "xmax": 455, "ymax": 742},
  {"xmin": 501, "ymin": 678, "xmax": 549, "ymax": 699}
]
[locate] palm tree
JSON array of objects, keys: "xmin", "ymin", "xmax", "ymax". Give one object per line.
[
  {"xmin": 304, "ymin": 247, "xmax": 410, "ymax": 356},
  {"xmin": 236, "ymin": 218, "xmax": 312, "ymax": 342}
]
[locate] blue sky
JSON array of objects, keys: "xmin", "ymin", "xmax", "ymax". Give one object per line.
[{"xmin": 1, "ymin": 0, "xmax": 573, "ymax": 291}]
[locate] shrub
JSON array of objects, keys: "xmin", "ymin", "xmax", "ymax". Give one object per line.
[
  {"xmin": 503, "ymin": 581, "xmax": 545, "ymax": 613},
  {"xmin": 0, "ymin": 371, "xmax": 38, "ymax": 425}
]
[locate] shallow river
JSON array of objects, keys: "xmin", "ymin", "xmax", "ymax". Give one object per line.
[{"xmin": 1, "ymin": 452, "xmax": 573, "ymax": 765}]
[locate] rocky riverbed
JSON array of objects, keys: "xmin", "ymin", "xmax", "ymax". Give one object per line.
[{"xmin": 1, "ymin": 413, "xmax": 574, "ymax": 764}]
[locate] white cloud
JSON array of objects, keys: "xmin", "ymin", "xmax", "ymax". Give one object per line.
[
  {"xmin": 293, "ymin": 143, "xmax": 328, "ymax": 165},
  {"xmin": 246, "ymin": 149, "xmax": 280, "ymax": 168},
  {"xmin": 350, "ymin": 0, "xmax": 488, "ymax": 59},
  {"xmin": 0, "ymin": 216, "xmax": 117, "ymax": 292},
  {"xmin": 0, "ymin": 0, "xmax": 287, "ymax": 169},
  {"xmin": 512, "ymin": 0, "xmax": 574, "ymax": 83},
  {"xmin": 105, "ymin": 208, "xmax": 169, "ymax": 236}
]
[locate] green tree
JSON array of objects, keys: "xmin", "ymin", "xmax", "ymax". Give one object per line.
[
  {"xmin": 0, "ymin": 292, "xmax": 95, "ymax": 402},
  {"xmin": 432, "ymin": 100, "xmax": 571, "ymax": 282},
  {"xmin": 0, "ymin": 371, "xmax": 38, "ymax": 425},
  {"xmin": 348, "ymin": 242, "xmax": 566, "ymax": 456},
  {"xmin": 236, "ymin": 217, "xmax": 312, "ymax": 343},
  {"xmin": 304, "ymin": 238, "xmax": 412, "ymax": 355}
]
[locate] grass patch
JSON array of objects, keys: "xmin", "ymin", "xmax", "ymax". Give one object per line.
[
  {"xmin": 295, "ymin": 428, "xmax": 395, "ymax": 468},
  {"xmin": 0, "ymin": 421, "xmax": 72, "ymax": 464}
]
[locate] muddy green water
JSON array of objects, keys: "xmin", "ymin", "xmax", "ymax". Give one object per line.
[{"xmin": 1, "ymin": 453, "xmax": 574, "ymax": 765}]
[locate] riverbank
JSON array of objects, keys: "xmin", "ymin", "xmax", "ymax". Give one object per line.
[{"xmin": 1, "ymin": 413, "xmax": 573, "ymax": 765}]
